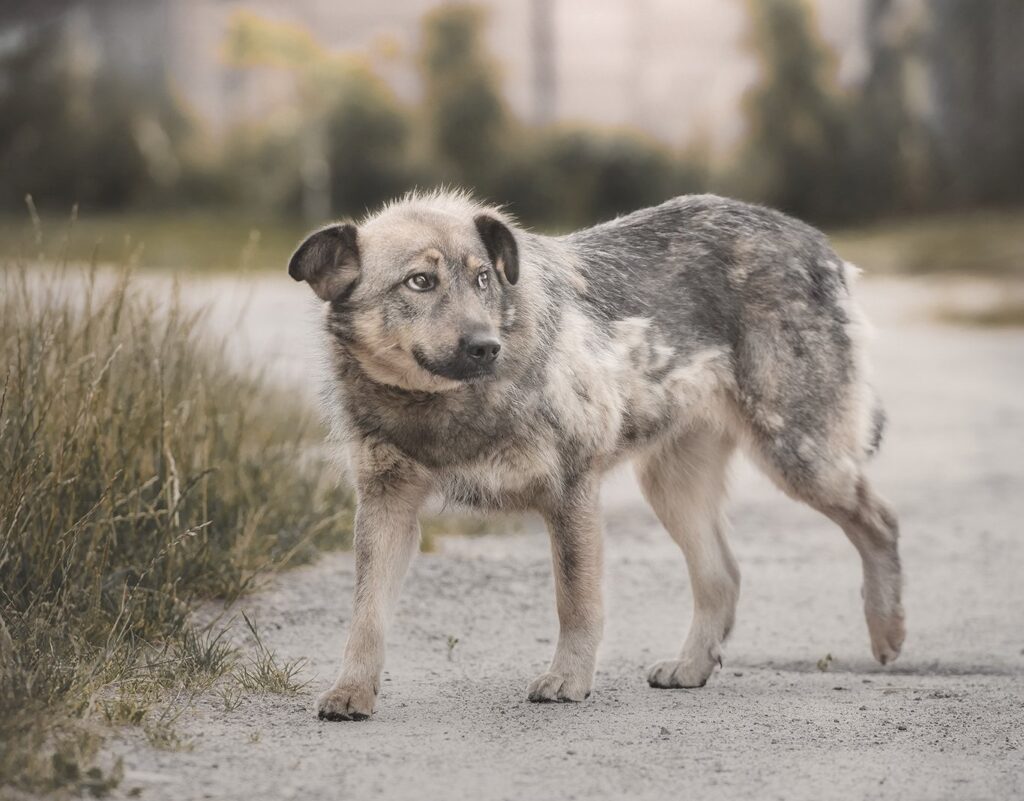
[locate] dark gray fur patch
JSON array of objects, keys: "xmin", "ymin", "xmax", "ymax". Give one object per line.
[{"xmin": 867, "ymin": 403, "xmax": 887, "ymax": 458}]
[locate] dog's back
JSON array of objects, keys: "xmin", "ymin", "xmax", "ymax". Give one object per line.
[{"xmin": 562, "ymin": 194, "xmax": 885, "ymax": 489}]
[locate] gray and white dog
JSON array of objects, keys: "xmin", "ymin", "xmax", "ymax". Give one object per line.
[{"xmin": 288, "ymin": 189, "xmax": 905, "ymax": 721}]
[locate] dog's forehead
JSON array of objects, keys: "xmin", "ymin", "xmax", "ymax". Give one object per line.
[{"xmin": 361, "ymin": 208, "xmax": 482, "ymax": 265}]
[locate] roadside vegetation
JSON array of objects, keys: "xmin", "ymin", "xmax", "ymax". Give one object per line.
[
  {"xmin": 933, "ymin": 297, "xmax": 1024, "ymax": 328},
  {"xmin": 0, "ymin": 237, "xmax": 353, "ymax": 794},
  {"xmin": 0, "ymin": 209, "xmax": 306, "ymax": 274},
  {"xmin": 4, "ymin": 1, "xmax": 1022, "ymax": 327},
  {"xmin": 3, "ymin": 205, "xmax": 1021, "ymax": 279},
  {"xmin": 830, "ymin": 209, "xmax": 1024, "ymax": 279},
  {"xmin": 831, "ymin": 210, "xmax": 1024, "ymax": 327},
  {"xmin": 7, "ymin": 3, "xmax": 1022, "ymax": 234}
]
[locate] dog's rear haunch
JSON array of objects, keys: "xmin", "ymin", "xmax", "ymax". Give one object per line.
[{"xmin": 288, "ymin": 190, "xmax": 905, "ymax": 721}]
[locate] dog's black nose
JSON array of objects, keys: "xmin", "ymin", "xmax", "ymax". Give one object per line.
[{"xmin": 463, "ymin": 334, "xmax": 501, "ymax": 363}]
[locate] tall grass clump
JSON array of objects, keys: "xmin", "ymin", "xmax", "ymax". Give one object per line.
[{"xmin": 0, "ymin": 259, "xmax": 351, "ymax": 793}]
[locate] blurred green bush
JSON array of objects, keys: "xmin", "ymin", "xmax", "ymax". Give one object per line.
[
  {"xmin": 1, "ymin": 1, "xmax": 1021, "ymax": 231},
  {"xmin": 0, "ymin": 20, "xmax": 193, "ymax": 210}
]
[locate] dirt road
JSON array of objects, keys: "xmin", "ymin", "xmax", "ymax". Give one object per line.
[{"xmin": 112, "ymin": 275, "xmax": 1023, "ymax": 800}]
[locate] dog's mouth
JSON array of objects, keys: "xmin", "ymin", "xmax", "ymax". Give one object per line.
[{"xmin": 412, "ymin": 347, "xmax": 496, "ymax": 382}]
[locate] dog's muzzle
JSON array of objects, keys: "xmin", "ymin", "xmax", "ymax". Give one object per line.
[{"xmin": 413, "ymin": 333, "xmax": 501, "ymax": 381}]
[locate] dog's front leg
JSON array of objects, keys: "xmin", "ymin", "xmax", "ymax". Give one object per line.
[
  {"xmin": 317, "ymin": 442, "xmax": 430, "ymax": 721},
  {"xmin": 528, "ymin": 480, "xmax": 604, "ymax": 703}
]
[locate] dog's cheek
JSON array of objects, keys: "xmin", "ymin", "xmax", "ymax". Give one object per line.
[
  {"xmin": 325, "ymin": 303, "xmax": 357, "ymax": 344},
  {"xmin": 495, "ymin": 284, "xmax": 521, "ymax": 340},
  {"xmin": 352, "ymin": 308, "xmax": 390, "ymax": 351},
  {"xmin": 402, "ymin": 298, "xmax": 463, "ymax": 362},
  {"xmin": 377, "ymin": 295, "xmax": 425, "ymax": 348},
  {"xmin": 489, "ymin": 297, "xmax": 508, "ymax": 335},
  {"xmin": 411, "ymin": 316, "xmax": 457, "ymax": 364}
]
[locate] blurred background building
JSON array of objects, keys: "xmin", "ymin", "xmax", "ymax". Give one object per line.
[{"xmin": 1, "ymin": 0, "xmax": 1022, "ymax": 232}]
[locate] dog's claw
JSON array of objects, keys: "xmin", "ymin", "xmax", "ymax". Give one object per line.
[
  {"xmin": 867, "ymin": 606, "xmax": 906, "ymax": 666},
  {"xmin": 526, "ymin": 671, "xmax": 592, "ymax": 703},
  {"xmin": 647, "ymin": 657, "xmax": 715, "ymax": 689},
  {"xmin": 316, "ymin": 682, "xmax": 376, "ymax": 721},
  {"xmin": 318, "ymin": 710, "xmax": 369, "ymax": 722}
]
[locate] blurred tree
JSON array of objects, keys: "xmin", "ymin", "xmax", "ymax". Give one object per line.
[
  {"xmin": 415, "ymin": 4, "xmax": 706, "ymax": 229},
  {"xmin": 738, "ymin": 0, "xmax": 852, "ymax": 222},
  {"xmin": 529, "ymin": 0, "xmax": 557, "ymax": 126},
  {"xmin": 224, "ymin": 13, "xmax": 327, "ymax": 220},
  {"xmin": 494, "ymin": 127, "xmax": 704, "ymax": 231},
  {"xmin": 418, "ymin": 4, "xmax": 509, "ymax": 189},
  {"xmin": 816, "ymin": 0, "xmax": 938, "ymax": 219},
  {"xmin": 325, "ymin": 69, "xmax": 413, "ymax": 217},
  {"xmin": 0, "ymin": 15, "xmax": 192, "ymax": 211},
  {"xmin": 218, "ymin": 123, "xmax": 306, "ymax": 216},
  {"xmin": 856, "ymin": 0, "xmax": 919, "ymax": 212},
  {"xmin": 926, "ymin": 0, "xmax": 1024, "ymax": 207},
  {"xmin": 223, "ymin": 11, "xmax": 412, "ymax": 220}
]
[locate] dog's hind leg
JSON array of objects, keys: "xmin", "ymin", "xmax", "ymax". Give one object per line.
[
  {"xmin": 635, "ymin": 428, "xmax": 740, "ymax": 689},
  {"xmin": 828, "ymin": 477, "xmax": 904, "ymax": 664},
  {"xmin": 743, "ymin": 427, "xmax": 905, "ymax": 665}
]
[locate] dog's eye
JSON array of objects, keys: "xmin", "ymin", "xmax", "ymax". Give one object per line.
[
  {"xmin": 404, "ymin": 273, "xmax": 436, "ymax": 292},
  {"xmin": 476, "ymin": 270, "xmax": 490, "ymax": 290}
]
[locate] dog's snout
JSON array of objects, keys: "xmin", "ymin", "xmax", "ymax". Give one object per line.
[{"xmin": 463, "ymin": 333, "xmax": 501, "ymax": 364}]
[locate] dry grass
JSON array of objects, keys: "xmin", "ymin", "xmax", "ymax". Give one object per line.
[
  {"xmin": 231, "ymin": 613, "xmax": 309, "ymax": 695},
  {"xmin": 934, "ymin": 297, "xmax": 1024, "ymax": 328},
  {"xmin": 0, "ymin": 215, "xmax": 514, "ymax": 795},
  {"xmin": 829, "ymin": 208, "xmax": 1024, "ymax": 278},
  {"xmin": 829, "ymin": 209, "xmax": 1024, "ymax": 328},
  {"xmin": 0, "ymin": 250, "xmax": 352, "ymax": 794},
  {"xmin": 0, "ymin": 210, "xmax": 306, "ymax": 274}
]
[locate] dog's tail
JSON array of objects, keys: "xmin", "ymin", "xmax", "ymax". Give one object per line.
[{"xmin": 840, "ymin": 260, "xmax": 887, "ymax": 461}]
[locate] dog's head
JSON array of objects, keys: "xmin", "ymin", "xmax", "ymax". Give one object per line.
[{"xmin": 289, "ymin": 198, "xmax": 519, "ymax": 392}]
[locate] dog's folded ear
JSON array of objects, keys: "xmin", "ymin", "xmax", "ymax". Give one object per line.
[
  {"xmin": 474, "ymin": 215, "xmax": 519, "ymax": 285},
  {"xmin": 288, "ymin": 223, "xmax": 361, "ymax": 302}
]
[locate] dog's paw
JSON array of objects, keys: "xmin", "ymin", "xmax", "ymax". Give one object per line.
[
  {"xmin": 646, "ymin": 657, "xmax": 715, "ymax": 689},
  {"xmin": 316, "ymin": 682, "xmax": 376, "ymax": 721},
  {"xmin": 867, "ymin": 607, "xmax": 905, "ymax": 666},
  {"xmin": 526, "ymin": 671, "xmax": 592, "ymax": 703}
]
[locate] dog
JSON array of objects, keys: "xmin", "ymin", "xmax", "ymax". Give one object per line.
[{"xmin": 288, "ymin": 189, "xmax": 905, "ymax": 721}]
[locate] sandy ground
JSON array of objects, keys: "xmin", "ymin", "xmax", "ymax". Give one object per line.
[{"xmin": 109, "ymin": 275, "xmax": 1023, "ymax": 800}]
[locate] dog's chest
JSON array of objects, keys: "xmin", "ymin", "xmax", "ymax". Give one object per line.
[
  {"xmin": 540, "ymin": 314, "xmax": 697, "ymax": 456},
  {"xmin": 433, "ymin": 347, "xmax": 695, "ymax": 510},
  {"xmin": 436, "ymin": 430, "xmax": 563, "ymax": 510}
]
